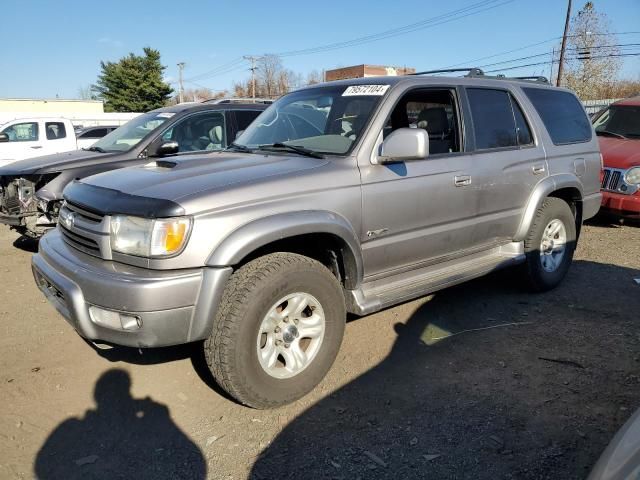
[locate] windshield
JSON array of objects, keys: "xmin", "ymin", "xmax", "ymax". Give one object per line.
[
  {"xmin": 234, "ymin": 84, "xmax": 389, "ymax": 155},
  {"xmin": 593, "ymin": 105, "xmax": 640, "ymax": 139},
  {"xmin": 91, "ymin": 112, "xmax": 175, "ymax": 152}
]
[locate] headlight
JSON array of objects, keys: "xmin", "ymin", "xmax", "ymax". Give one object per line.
[
  {"xmin": 624, "ymin": 167, "xmax": 640, "ymax": 185},
  {"xmin": 110, "ymin": 215, "xmax": 191, "ymax": 257}
]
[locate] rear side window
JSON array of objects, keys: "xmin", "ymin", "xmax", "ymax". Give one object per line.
[
  {"xmin": 523, "ymin": 88, "xmax": 591, "ymax": 144},
  {"xmin": 80, "ymin": 128, "xmax": 108, "ymax": 138},
  {"xmin": 235, "ymin": 110, "xmax": 263, "ymax": 131},
  {"xmin": 512, "ymin": 99, "xmax": 533, "ymax": 146},
  {"xmin": 45, "ymin": 122, "xmax": 67, "ymax": 140},
  {"xmin": 467, "ymin": 89, "xmax": 518, "ymax": 149}
]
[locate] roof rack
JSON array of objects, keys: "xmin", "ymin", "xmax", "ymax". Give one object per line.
[
  {"xmin": 410, "ymin": 68, "xmax": 550, "ymax": 84},
  {"xmin": 410, "ymin": 68, "xmax": 485, "ymax": 77}
]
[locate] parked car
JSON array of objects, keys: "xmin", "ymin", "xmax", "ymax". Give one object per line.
[
  {"xmin": 0, "ymin": 102, "xmax": 266, "ymax": 237},
  {"xmin": 593, "ymin": 96, "xmax": 640, "ymax": 219},
  {"xmin": 75, "ymin": 125, "xmax": 118, "ymax": 150},
  {"xmin": 0, "ymin": 117, "xmax": 77, "ymax": 167},
  {"xmin": 32, "ymin": 71, "xmax": 601, "ymax": 408},
  {"xmin": 588, "ymin": 407, "xmax": 640, "ymax": 480}
]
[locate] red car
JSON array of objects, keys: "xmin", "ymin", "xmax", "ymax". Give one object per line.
[{"xmin": 593, "ymin": 96, "xmax": 640, "ymax": 218}]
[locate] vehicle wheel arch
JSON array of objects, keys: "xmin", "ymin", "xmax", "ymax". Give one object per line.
[
  {"xmin": 515, "ymin": 175, "xmax": 584, "ymax": 242},
  {"xmin": 206, "ymin": 211, "xmax": 363, "ymax": 290}
]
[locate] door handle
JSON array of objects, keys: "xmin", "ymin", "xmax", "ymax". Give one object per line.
[
  {"xmin": 532, "ymin": 164, "xmax": 546, "ymax": 175},
  {"xmin": 30, "ymin": 146, "xmax": 43, "ymax": 149},
  {"xmin": 454, "ymin": 175, "xmax": 471, "ymax": 187}
]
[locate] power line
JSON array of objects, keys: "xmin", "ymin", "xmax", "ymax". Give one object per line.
[
  {"xmin": 276, "ymin": 0, "xmax": 514, "ymax": 57},
  {"xmin": 442, "ymin": 31, "xmax": 640, "ymax": 70},
  {"xmin": 483, "ymin": 51, "xmax": 640, "ymax": 74},
  {"xmin": 181, "ymin": 0, "xmax": 516, "ymax": 83}
]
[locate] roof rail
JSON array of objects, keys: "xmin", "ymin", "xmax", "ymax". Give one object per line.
[
  {"xmin": 511, "ymin": 76, "xmax": 549, "ymax": 84},
  {"xmin": 202, "ymin": 97, "xmax": 274, "ymax": 104},
  {"xmin": 410, "ymin": 68, "xmax": 485, "ymax": 77}
]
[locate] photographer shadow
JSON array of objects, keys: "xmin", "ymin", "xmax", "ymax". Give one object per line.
[{"xmin": 34, "ymin": 369, "xmax": 206, "ymax": 480}]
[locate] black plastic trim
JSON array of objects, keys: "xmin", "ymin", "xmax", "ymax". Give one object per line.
[{"xmin": 63, "ymin": 180, "xmax": 185, "ymax": 218}]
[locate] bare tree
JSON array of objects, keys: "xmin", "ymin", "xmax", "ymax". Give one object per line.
[
  {"xmin": 562, "ymin": 2, "xmax": 621, "ymax": 99},
  {"xmin": 257, "ymin": 54, "xmax": 283, "ymax": 98},
  {"xmin": 306, "ymin": 70, "xmax": 323, "ymax": 85}
]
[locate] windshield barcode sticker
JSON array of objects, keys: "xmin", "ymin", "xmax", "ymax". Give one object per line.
[{"xmin": 342, "ymin": 85, "xmax": 390, "ymax": 96}]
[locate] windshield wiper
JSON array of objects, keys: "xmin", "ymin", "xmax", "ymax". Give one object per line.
[
  {"xmin": 596, "ymin": 130, "xmax": 627, "ymax": 139},
  {"xmin": 226, "ymin": 142, "xmax": 254, "ymax": 153},
  {"xmin": 258, "ymin": 143, "xmax": 324, "ymax": 159},
  {"xmin": 83, "ymin": 146, "xmax": 107, "ymax": 153}
]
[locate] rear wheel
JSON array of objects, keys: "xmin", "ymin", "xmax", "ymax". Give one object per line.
[
  {"xmin": 521, "ymin": 197, "xmax": 577, "ymax": 292},
  {"xmin": 205, "ymin": 252, "xmax": 346, "ymax": 408}
]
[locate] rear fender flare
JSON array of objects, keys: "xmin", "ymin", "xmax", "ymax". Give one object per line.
[{"xmin": 514, "ymin": 174, "xmax": 584, "ymax": 241}]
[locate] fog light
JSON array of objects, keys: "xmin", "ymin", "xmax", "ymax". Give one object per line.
[{"xmin": 89, "ymin": 306, "xmax": 142, "ymax": 331}]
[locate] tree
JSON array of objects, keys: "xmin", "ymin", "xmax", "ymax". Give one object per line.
[
  {"xmin": 92, "ymin": 47, "xmax": 173, "ymax": 112},
  {"xmin": 306, "ymin": 70, "xmax": 323, "ymax": 85},
  {"xmin": 77, "ymin": 85, "xmax": 98, "ymax": 100},
  {"xmin": 562, "ymin": 2, "xmax": 621, "ymax": 99}
]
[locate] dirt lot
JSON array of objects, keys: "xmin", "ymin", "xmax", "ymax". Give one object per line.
[{"xmin": 1, "ymin": 220, "xmax": 639, "ymax": 480}]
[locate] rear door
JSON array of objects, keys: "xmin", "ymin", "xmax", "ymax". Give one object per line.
[
  {"xmin": 460, "ymin": 86, "xmax": 547, "ymax": 245},
  {"xmin": 42, "ymin": 120, "xmax": 75, "ymax": 155}
]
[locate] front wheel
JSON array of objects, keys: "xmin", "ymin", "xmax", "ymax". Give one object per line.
[
  {"xmin": 521, "ymin": 197, "xmax": 577, "ymax": 292},
  {"xmin": 204, "ymin": 253, "xmax": 346, "ymax": 408}
]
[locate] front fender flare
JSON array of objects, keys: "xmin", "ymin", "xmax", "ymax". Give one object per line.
[
  {"xmin": 514, "ymin": 174, "xmax": 584, "ymax": 242},
  {"xmin": 206, "ymin": 210, "xmax": 364, "ymax": 289}
]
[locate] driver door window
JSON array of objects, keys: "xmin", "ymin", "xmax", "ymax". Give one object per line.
[
  {"xmin": 162, "ymin": 112, "xmax": 226, "ymax": 152},
  {"xmin": 2, "ymin": 122, "xmax": 39, "ymax": 142},
  {"xmin": 384, "ymin": 90, "xmax": 460, "ymax": 155}
]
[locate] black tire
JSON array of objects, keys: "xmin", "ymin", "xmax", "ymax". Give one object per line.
[
  {"xmin": 204, "ymin": 252, "xmax": 346, "ymax": 409},
  {"xmin": 522, "ymin": 197, "xmax": 577, "ymax": 292}
]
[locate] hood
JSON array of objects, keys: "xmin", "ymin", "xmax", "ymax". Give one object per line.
[
  {"xmin": 598, "ymin": 136, "xmax": 640, "ymax": 169},
  {"xmin": 81, "ymin": 152, "xmax": 329, "ymax": 205},
  {"xmin": 0, "ymin": 149, "xmax": 122, "ymax": 176}
]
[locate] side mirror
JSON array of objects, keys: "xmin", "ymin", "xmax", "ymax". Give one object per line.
[
  {"xmin": 374, "ymin": 128, "xmax": 429, "ymax": 164},
  {"xmin": 152, "ymin": 141, "xmax": 179, "ymax": 157},
  {"xmin": 0, "ymin": 133, "xmax": 9, "ymax": 143}
]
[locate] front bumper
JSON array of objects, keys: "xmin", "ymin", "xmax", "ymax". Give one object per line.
[
  {"xmin": 32, "ymin": 230, "xmax": 232, "ymax": 347},
  {"xmin": 601, "ymin": 191, "xmax": 640, "ymax": 218}
]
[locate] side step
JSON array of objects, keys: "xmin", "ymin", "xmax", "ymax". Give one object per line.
[{"xmin": 346, "ymin": 242, "xmax": 525, "ymax": 315}]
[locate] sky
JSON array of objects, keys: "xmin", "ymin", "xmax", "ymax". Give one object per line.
[{"xmin": 1, "ymin": 0, "xmax": 638, "ymax": 99}]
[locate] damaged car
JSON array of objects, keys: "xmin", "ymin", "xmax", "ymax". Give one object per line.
[{"xmin": 0, "ymin": 102, "xmax": 266, "ymax": 237}]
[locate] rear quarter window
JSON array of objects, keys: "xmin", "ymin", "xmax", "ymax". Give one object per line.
[{"xmin": 523, "ymin": 88, "xmax": 592, "ymax": 145}]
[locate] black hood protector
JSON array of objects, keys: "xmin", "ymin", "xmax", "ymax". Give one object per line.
[{"xmin": 63, "ymin": 180, "xmax": 185, "ymax": 218}]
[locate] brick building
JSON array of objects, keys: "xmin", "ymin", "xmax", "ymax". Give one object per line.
[{"xmin": 325, "ymin": 64, "xmax": 416, "ymax": 81}]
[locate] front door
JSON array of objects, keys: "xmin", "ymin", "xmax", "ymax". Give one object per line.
[
  {"xmin": 0, "ymin": 120, "xmax": 43, "ymax": 164},
  {"xmin": 359, "ymin": 87, "xmax": 481, "ymax": 280}
]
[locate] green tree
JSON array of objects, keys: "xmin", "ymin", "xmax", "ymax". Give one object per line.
[{"xmin": 93, "ymin": 47, "xmax": 173, "ymax": 112}]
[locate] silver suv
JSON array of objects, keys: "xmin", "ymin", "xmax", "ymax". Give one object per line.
[{"xmin": 31, "ymin": 71, "xmax": 602, "ymax": 408}]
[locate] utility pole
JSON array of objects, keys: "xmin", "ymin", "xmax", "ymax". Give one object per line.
[
  {"xmin": 243, "ymin": 55, "xmax": 263, "ymax": 99},
  {"xmin": 177, "ymin": 62, "xmax": 185, "ymax": 103},
  {"xmin": 556, "ymin": 0, "xmax": 572, "ymax": 87}
]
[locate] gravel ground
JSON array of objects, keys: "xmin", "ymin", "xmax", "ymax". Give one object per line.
[{"xmin": 0, "ymin": 219, "xmax": 639, "ymax": 480}]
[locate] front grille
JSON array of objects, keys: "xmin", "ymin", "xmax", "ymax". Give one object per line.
[
  {"xmin": 65, "ymin": 200, "xmax": 104, "ymax": 223},
  {"xmin": 59, "ymin": 223, "xmax": 101, "ymax": 254},
  {"xmin": 601, "ymin": 168, "xmax": 622, "ymax": 191},
  {"xmin": 58, "ymin": 201, "xmax": 108, "ymax": 259}
]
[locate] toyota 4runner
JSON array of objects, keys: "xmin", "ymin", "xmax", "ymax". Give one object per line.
[{"xmin": 31, "ymin": 70, "xmax": 601, "ymax": 408}]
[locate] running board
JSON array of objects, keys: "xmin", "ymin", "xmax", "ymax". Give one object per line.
[{"xmin": 345, "ymin": 242, "xmax": 525, "ymax": 315}]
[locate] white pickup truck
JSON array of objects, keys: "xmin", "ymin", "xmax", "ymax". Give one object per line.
[{"xmin": 0, "ymin": 117, "xmax": 79, "ymax": 168}]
